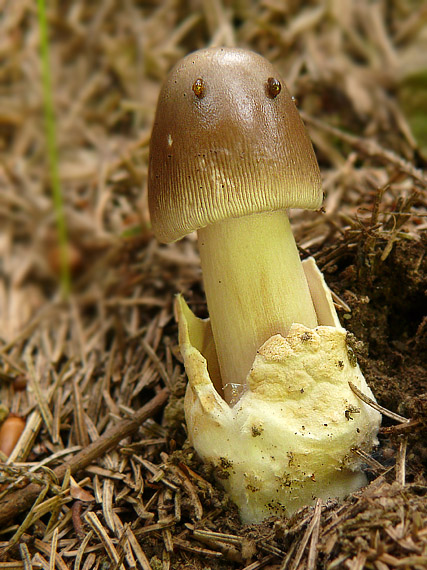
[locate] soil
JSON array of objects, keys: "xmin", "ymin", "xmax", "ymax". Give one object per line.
[{"xmin": 324, "ymin": 234, "xmax": 427, "ymax": 479}]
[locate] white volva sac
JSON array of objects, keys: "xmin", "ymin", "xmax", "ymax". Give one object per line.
[{"xmin": 177, "ymin": 258, "xmax": 381, "ymax": 523}]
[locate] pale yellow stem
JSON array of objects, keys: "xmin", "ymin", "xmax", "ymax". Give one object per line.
[{"xmin": 198, "ymin": 211, "xmax": 317, "ymax": 404}]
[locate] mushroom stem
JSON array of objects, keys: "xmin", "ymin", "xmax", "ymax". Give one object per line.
[{"xmin": 198, "ymin": 210, "xmax": 318, "ymax": 404}]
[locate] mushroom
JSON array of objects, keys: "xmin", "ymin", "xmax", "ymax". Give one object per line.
[
  {"xmin": 148, "ymin": 47, "xmax": 322, "ymax": 403},
  {"xmin": 148, "ymin": 48, "xmax": 381, "ymax": 522}
]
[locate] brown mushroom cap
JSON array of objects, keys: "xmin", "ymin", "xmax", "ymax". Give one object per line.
[{"xmin": 148, "ymin": 47, "xmax": 322, "ymax": 243}]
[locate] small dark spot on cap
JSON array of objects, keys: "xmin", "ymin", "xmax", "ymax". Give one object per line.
[
  {"xmin": 266, "ymin": 77, "xmax": 281, "ymax": 98},
  {"xmin": 192, "ymin": 77, "xmax": 205, "ymax": 99}
]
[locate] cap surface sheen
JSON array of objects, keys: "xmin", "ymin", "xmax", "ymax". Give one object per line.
[{"xmin": 148, "ymin": 47, "xmax": 322, "ymax": 243}]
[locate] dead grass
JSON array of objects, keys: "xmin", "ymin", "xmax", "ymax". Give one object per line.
[{"xmin": 0, "ymin": 1, "xmax": 426, "ymax": 569}]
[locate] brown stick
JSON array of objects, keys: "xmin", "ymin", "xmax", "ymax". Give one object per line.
[{"xmin": 0, "ymin": 388, "xmax": 169, "ymax": 526}]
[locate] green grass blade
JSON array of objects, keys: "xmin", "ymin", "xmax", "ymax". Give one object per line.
[{"xmin": 37, "ymin": 0, "xmax": 71, "ymax": 298}]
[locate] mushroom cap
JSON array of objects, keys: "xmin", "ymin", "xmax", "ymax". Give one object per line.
[{"xmin": 148, "ymin": 47, "xmax": 322, "ymax": 243}]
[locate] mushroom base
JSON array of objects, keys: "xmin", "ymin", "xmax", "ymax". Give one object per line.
[{"xmin": 176, "ymin": 258, "xmax": 381, "ymax": 523}]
